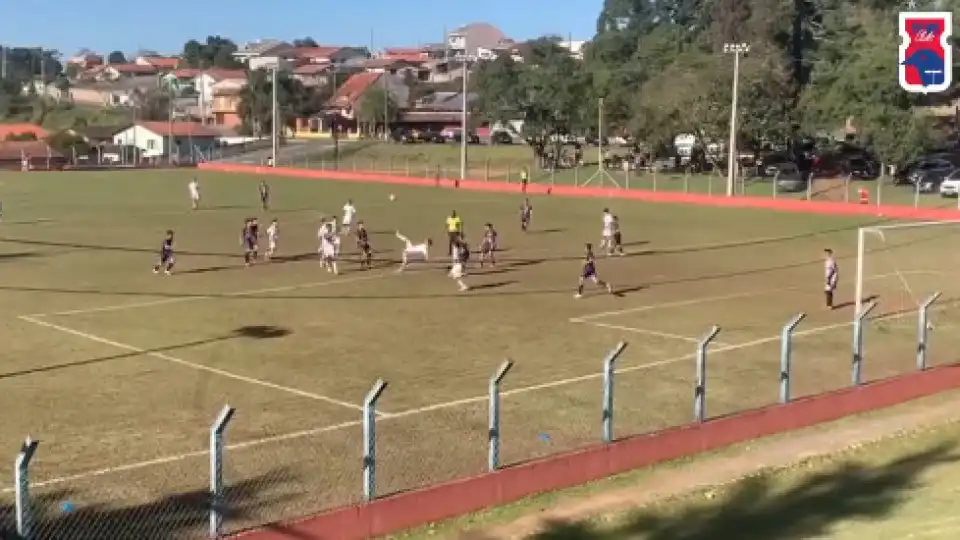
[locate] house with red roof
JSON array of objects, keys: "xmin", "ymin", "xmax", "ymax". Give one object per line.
[{"xmin": 112, "ymin": 121, "xmax": 221, "ymax": 160}]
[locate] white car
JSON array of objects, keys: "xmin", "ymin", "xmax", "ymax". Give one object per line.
[{"xmin": 938, "ymin": 168, "xmax": 960, "ymax": 197}]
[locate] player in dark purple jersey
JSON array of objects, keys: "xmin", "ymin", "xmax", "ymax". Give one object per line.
[
  {"xmin": 520, "ymin": 199, "xmax": 533, "ymax": 232},
  {"xmin": 479, "ymin": 223, "xmax": 498, "ymax": 267},
  {"xmin": 259, "ymin": 181, "xmax": 270, "ymax": 211},
  {"xmin": 576, "ymin": 243, "xmax": 612, "ymax": 298},
  {"xmin": 241, "ymin": 218, "xmax": 259, "ymax": 266},
  {"xmin": 355, "ymin": 221, "xmax": 373, "ymax": 269},
  {"xmin": 153, "ymin": 230, "xmax": 175, "ymax": 275}
]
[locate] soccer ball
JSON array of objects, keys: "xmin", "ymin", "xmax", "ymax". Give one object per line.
[{"xmin": 389, "ymin": 194, "xmax": 396, "ymax": 201}]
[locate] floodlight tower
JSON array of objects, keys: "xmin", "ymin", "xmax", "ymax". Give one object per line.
[{"xmin": 723, "ymin": 42, "xmax": 749, "ymax": 197}]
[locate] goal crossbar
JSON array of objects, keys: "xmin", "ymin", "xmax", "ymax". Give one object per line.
[{"xmin": 855, "ymin": 220, "xmax": 960, "ymax": 315}]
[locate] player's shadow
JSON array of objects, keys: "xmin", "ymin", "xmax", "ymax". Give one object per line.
[
  {"xmin": 0, "ymin": 467, "xmax": 300, "ymax": 539},
  {"xmin": 470, "ymin": 280, "xmax": 517, "ymax": 291},
  {"xmin": 833, "ymin": 294, "xmax": 879, "ymax": 311},
  {"xmin": 527, "ymin": 228, "xmax": 566, "ymax": 235},
  {"xmin": 233, "ymin": 325, "xmax": 292, "ymax": 339},
  {"xmin": 0, "ymin": 251, "xmax": 43, "ymax": 262},
  {"xmin": 507, "ymin": 440, "xmax": 959, "ymax": 540},
  {"xmin": 0, "ymin": 334, "xmax": 240, "ymax": 381}
]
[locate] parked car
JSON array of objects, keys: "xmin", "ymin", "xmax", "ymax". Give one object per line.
[
  {"xmin": 895, "ymin": 154, "xmax": 960, "ymax": 185},
  {"xmin": 937, "ymin": 168, "xmax": 960, "ymax": 197},
  {"xmin": 756, "ymin": 152, "xmax": 793, "ymax": 177},
  {"xmin": 844, "ymin": 157, "xmax": 880, "ymax": 179},
  {"xmin": 391, "ymin": 128, "xmax": 416, "ymax": 144},
  {"xmin": 452, "ymin": 131, "xmax": 480, "ymax": 144},
  {"xmin": 917, "ymin": 169, "xmax": 952, "ymax": 193},
  {"xmin": 491, "ymin": 131, "xmax": 513, "ymax": 145},
  {"xmin": 415, "ymin": 130, "xmax": 445, "ymax": 144},
  {"xmin": 774, "ymin": 163, "xmax": 807, "ymax": 193}
]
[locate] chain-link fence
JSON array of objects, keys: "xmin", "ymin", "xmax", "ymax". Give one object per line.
[
  {"xmin": 8, "ymin": 292, "xmax": 960, "ymax": 540},
  {"xmin": 257, "ymin": 150, "xmax": 960, "ymax": 212}
]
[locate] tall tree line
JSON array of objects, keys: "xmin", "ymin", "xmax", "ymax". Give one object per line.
[{"xmin": 470, "ymin": 0, "xmax": 960, "ymax": 164}]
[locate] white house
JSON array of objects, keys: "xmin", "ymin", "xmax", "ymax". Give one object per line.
[
  {"xmin": 189, "ymin": 70, "xmax": 247, "ymax": 113},
  {"xmin": 113, "ymin": 121, "xmax": 220, "ymax": 159}
]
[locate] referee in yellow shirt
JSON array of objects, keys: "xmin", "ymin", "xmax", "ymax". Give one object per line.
[{"xmin": 445, "ymin": 211, "xmax": 463, "ymax": 255}]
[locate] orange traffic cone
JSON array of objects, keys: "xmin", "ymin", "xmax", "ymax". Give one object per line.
[{"xmin": 859, "ymin": 187, "xmax": 869, "ymax": 205}]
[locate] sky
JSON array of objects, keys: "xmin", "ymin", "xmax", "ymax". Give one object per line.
[{"xmin": 8, "ymin": 0, "xmax": 604, "ymax": 56}]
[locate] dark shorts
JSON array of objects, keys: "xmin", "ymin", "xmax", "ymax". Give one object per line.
[
  {"xmin": 160, "ymin": 250, "xmax": 173, "ymax": 264},
  {"xmin": 613, "ymin": 232, "xmax": 622, "ymax": 245}
]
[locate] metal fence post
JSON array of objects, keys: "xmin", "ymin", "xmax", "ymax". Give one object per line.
[
  {"xmin": 601, "ymin": 341, "xmax": 629, "ymax": 443},
  {"xmin": 210, "ymin": 405, "xmax": 236, "ymax": 538},
  {"xmin": 779, "ymin": 313, "xmax": 806, "ymax": 403},
  {"xmin": 363, "ymin": 379, "xmax": 388, "ymax": 501},
  {"xmin": 852, "ymin": 301, "xmax": 878, "ymax": 386},
  {"xmin": 15, "ymin": 438, "xmax": 39, "ymax": 540},
  {"xmin": 209, "ymin": 405, "xmax": 236, "ymax": 539},
  {"xmin": 488, "ymin": 361, "xmax": 514, "ymax": 471},
  {"xmin": 917, "ymin": 292, "xmax": 942, "ymax": 371},
  {"xmin": 695, "ymin": 326, "xmax": 722, "ymax": 422}
]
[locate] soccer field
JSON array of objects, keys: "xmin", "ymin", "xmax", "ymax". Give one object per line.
[{"xmin": 2, "ymin": 169, "xmax": 960, "ymax": 538}]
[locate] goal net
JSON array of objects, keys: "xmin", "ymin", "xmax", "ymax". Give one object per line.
[{"xmin": 857, "ymin": 221, "xmax": 960, "ymax": 327}]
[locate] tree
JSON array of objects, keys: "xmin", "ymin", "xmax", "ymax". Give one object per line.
[
  {"xmin": 0, "ymin": 47, "xmax": 62, "ymax": 83},
  {"xmin": 237, "ymin": 68, "xmax": 314, "ymax": 137},
  {"xmin": 357, "ymin": 85, "xmax": 399, "ymax": 131},
  {"xmin": 293, "ymin": 38, "xmax": 319, "ymax": 48},
  {"xmin": 107, "ymin": 50, "xmax": 126, "ymax": 64},
  {"xmin": 181, "ymin": 36, "xmax": 242, "ymax": 69},
  {"xmin": 799, "ymin": 4, "xmax": 934, "ymax": 164}
]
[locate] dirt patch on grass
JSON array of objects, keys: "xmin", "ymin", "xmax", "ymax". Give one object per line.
[{"xmin": 460, "ymin": 394, "xmax": 960, "ymax": 540}]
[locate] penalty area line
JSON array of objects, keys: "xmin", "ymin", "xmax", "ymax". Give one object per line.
[{"xmin": 18, "ymin": 315, "xmax": 377, "ymax": 416}]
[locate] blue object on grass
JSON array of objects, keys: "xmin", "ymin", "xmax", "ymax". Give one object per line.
[
  {"xmin": 61, "ymin": 502, "xmax": 74, "ymax": 513},
  {"xmin": 540, "ymin": 433, "xmax": 551, "ymax": 442}
]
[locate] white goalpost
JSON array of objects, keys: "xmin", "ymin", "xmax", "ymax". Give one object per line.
[{"xmin": 855, "ymin": 220, "xmax": 960, "ymax": 317}]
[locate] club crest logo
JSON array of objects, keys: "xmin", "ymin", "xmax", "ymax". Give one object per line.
[{"xmin": 899, "ymin": 11, "xmax": 953, "ymax": 93}]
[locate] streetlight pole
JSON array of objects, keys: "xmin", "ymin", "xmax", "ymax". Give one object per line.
[
  {"xmin": 460, "ymin": 58, "xmax": 469, "ymax": 181},
  {"xmin": 271, "ymin": 65, "xmax": 278, "ymax": 167},
  {"xmin": 723, "ymin": 42, "xmax": 749, "ymax": 197}
]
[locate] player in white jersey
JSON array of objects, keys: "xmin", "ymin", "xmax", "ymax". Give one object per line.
[
  {"xmin": 395, "ymin": 231, "xmax": 432, "ymax": 271},
  {"xmin": 824, "ymin": 248, "xmax": 838, "ymax": 309},
  {"xmin": 265, "ymin": 219, "xmax": 279, "ymax": 260},
  {"xmin": 342, "ymin": 200, "xmax": 356, "ymax": 234},
  {"xmin": 188, "ymin": 178, "xmax": 200, "ymax": 210},
  {"xmin": 320, "ymin": 223, "xmax": 340, "ymax": 274},
  {"xmin": 450, "ymin": 237, "xmax": 470, "ymax": 291},
  {"xmin": 600, "ymin": 208, "xmax": 614, "ymax": 252}
]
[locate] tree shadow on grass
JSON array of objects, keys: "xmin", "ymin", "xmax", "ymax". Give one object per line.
[
  {"xmin": 521, "ymin": 440, "xmax": 958, "ymax": 540},
  {"xmin": 0, "ymin": 467, "xmax": 299, "ymax": 540}
]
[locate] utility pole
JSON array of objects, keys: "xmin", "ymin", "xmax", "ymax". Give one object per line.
[
  {"xmin": 1, "ymin": 46, "xmax": 7, "ymax": 80},
  {"xmin": 271, "ymin": 65, "xmax": 278, "ymax": 167},
  {"xmin": 723, "ymin": 42, "xmax": 749, "ymax": 197}
]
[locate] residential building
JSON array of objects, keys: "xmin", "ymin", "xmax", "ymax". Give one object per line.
[
  {"xmin": 446, "ymin": 23, "xmax": 510, "ymax": 58},
  {"xmin": 400, "ymin": 91, "xmax": 476, "ymax": 130},
  {"xmin": 557, "ymin": 40, "xmax": 588, "ymax": 59},
  {"xmin": 70, "ymin": 76, "xmax": 158, "ymax": 107},
  {"xmin": 211, "ymin": 79, "xmax": 246, "ymax": 128},
  {"xmin": 67, "ymin": 53, "xmax": 103, "ymax": 70},
  {"xmin": 113, "ymin": 121, "xmax": 220, "ymax": 159},
  {"xmin": 361, "ymin": 58, "xmax": 426, "ymax": 79},
  {"xmin": 301, "ymin": 72, "xmax": 408, "ymax": 138},
  {"xmin": 381, "ymin": 47, "xmax": 429, "ymax": 63},
  {"xmin": 135, "ymin": 55, "xmax": 181, "ymax": 70},
  {"xmin": 191, "ymin": 69, "xmax": 247, "ymax": 113},
  {"xmin": 104, "ymin": 63, "xmax": 159, "ymax": 78},
  {"xmin": 21, "ymin": 80, "xmax": 65, "ymax": 102},
  {"xmin": 290, "ymin": 46, "xmax": 369, "ymax": 66},
  {"xmin": 292, "ymin": 63, "xmax": 333, "ymax": 87},
  {"xmin": 233, "ymin": 40, "xmax": 291, "ymax": 64}
]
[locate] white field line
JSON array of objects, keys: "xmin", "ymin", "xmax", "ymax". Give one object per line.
[
  {"xmin": 575, "ymin": 321, "xmax": 728, "ymax": 346},
  {"xmin": 31, "ymin": 270, "xmax": 395, "ymax": 318},
  {"xmin": 6, "ymin": 303, "xmax": 933, "ymax": 492},
  {"xmin": 18, "ymin": 315, "xmax": 377, "ymax": 416},
  {"xmin": 570, "ymin": 270, "xmax": 930, "ymax": 323}
]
